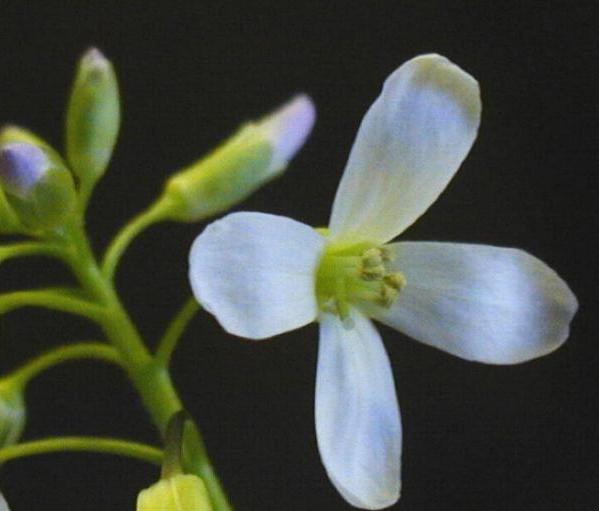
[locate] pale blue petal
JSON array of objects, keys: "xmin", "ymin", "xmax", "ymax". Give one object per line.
[
  {"xmin": 329, "ymin": 54, "xmax": 481, "ymax": 245},
  {"xmin": 189, "ymin": 212, "xmax": 325, "ymax": 339},
  {"xmin": 368, "ymin": 242, "xmax": 578, "ymax": 364},
  {"xmin": 316, "ymin": 309, "xmax": 401, "ymax": 509}
]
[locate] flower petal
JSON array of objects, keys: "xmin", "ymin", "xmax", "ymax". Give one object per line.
[
  {"xmin": 316, "ymin": 309, "xmax": 401, "ymax": 509},
  {"xmin": 189, "ymin": 212, "xmax": 326, "ymax": 339},
  {"xmin": 368, "ymin": 242, "xmax": 578, "ymax": 364},
  {"xmin": 329, "ymin": 54, "xmax": 481, "ymax": 245},
  {"xmin": 258, "ymin": 94, "xmax": 316, "ymax": 174}
]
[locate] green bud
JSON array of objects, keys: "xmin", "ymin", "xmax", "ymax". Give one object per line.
[
  {"xmin": 0, "ymin": 380, "xmax": 26, "ymax": 449},
  {"xmin": 0, "ymin": 187, "xmax": 22, "ymax": 234},
  {"xmin": 161, "ymin": 94, "xmax": 315, "ymax": 222},
  {"xmin": 0, "ymin": 142, "xmax": 77, "ymax": 230},
  {"xmin": 66, "ymin": 47, "xmax": 120, "ymax": 187},
  {"xmin": 0, "ymin": 126, "xmax": 60, "ymax": 234},
  {"xmin": 0, "ymin": 124, "xmax": 53, "ymax": 150},
  {"xmin": 136, "ymin": 474, "xmax": 213, "ymax": 511}
]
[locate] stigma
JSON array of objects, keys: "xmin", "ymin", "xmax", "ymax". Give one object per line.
[{"xmin": 316, "ymin": 243, "xmax": 406, "ymax": 319}]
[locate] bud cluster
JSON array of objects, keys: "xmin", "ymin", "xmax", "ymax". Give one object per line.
[{"xmin": 0, "ymin": 47, "xmax": 119, "ymax": 234}]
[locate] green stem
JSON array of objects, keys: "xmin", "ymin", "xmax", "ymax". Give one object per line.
[
  {"xmin": 77, "ymin": 177, "xmax": 98, "ymax": 214},
  {"xmin": 156, "ymin": 296, "xmax": 200, "ymax": 366},
  {"xmin": 0, "ymin": 288, "xmax": 104, "ymax": 320},
  {"xmin": 101, "ymin": 198, "xmax": 171, "ymax": 281},
  {"xmin": 8, "ymin": 342, "xmax": 122, "ymax": 388},
  {"xmin": 0, "ymin": 242, "xmax": 64, "ymax": 264},
  {"xmin": 161, "ymin": 410, "xmax": 187, "ymax": 479},
  {"xmin": 0, "ymin": 437, "xmax": 162, "ymax": 466},
  {"xmin": 64, "ymin": 222, "xmax": 232, "ymax": 511}
]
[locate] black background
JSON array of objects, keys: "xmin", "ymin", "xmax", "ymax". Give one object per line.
[{"xmin": 0, "ymin": 2, "xmax": 597, "ymax": 510}]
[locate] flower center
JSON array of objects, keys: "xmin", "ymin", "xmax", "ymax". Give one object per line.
[{"xmin": 315, "ymin": 242, "xmax": 406, "ymax": 319}]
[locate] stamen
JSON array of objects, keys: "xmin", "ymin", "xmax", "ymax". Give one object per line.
[
  {"xmin": 378, "ymin": 285, "xmax": 399, "ymax": 307},
  {"xmin": 383, "ymin": 272, "xmax": 406, "ymax": 290},
  {"xmin": 361, "ymin": 248, "xmax": 384, "ymax": 267},
  {"xmin": 379, "ymin": 247, "xmax": 393, "ymax": 262},
  {"xmin": 316, "ymin": 242, "xmax": 406, "ymax": 317},
  {"xmin": 360, "ymin": 265, "xmax": 386, "ymax": 280}
]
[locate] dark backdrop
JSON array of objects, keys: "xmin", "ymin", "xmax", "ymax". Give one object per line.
[{"xmin": 0, "ymin": 2, "xmax": 597, "ymax": 510}]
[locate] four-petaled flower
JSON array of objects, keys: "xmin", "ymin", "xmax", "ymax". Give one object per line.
[{"xmin": 189, "ymin": 55, "xmax": 578, "ymax": 509}]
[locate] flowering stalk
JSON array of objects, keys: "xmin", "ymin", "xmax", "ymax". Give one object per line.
[
  {"xmin": 59, "ymin": 217, "xmax": 233, "ymax": 511},
  {"xmin": 0, "ymin": 45, "xmax": 317, "ymax": 509}
]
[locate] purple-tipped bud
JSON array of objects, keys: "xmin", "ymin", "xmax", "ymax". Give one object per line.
[
  {"xmin": 81, "ymin": 47, "xmax": 111, "ymax": 72},
  {"xmin": 259, "ymin": 94, "xmax": 316, "ymax": 173},
  {"xmin": 0, "ymin": 141, "xmax": 76, "ymax": 230},
  {"xmin": 66, "ymin": 47, "xmax": 120, "ymax": 187},
  {"xmin": 161, "ymin": 95, "xmax": 316, "ymax": 222},
  {"xmin": 0, "ymin": 143, "xmax": 49, "ymax": 198}
]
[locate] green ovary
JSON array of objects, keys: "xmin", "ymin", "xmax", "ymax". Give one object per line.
[{"xmin": 315, "ymin": 241, "xmax": 406, "ymax": 319}]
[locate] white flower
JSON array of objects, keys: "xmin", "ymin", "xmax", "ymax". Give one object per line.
[{"xmin": 188, "ymin": 55, "xmax": 578, "ymax": 509}]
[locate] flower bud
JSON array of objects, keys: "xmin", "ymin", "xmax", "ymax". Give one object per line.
[
  {"xmin": 0, "ymin": 124, "xmax": 52, "ymax": 149},
  {"xmin": 66, "ymin": 47, "xmax": 120, "ymax": 187},
  {"xmin": 161, "ymin": 94, "xmax": 315, "ymax": 222},
  {"xmin": 0, "ymin": 187, "xmax": 22, "ymax": 234},
  {"xmin": 0, "ymin": 142, "xmax": 77, "ymax": 230},
  {"xmin": 136, "ymin": 474, "xmax": 213, "ymax": 511},
  {"xmin": 0, "ymin": 380, "xmax": 26, "ymax": 449}
]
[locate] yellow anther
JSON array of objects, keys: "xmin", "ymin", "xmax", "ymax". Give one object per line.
[
  {"xmin": 383, "ymin": 272, "xmax": 406, "ymax": 290},
  {"xmin": 379, "ymin": 246, "xmax": 393, "ymax": 262},
  {"xmin": 360, "ymin": 265, "xmax": 386, "ymax": 280},
  {"xmin": 316, "ymin": 242, "xmax": 406, "ymax": 316},
  {"xmin": 361, "ymin": 248, "xmax": 384, "ymax": 268},
  {"xmin": 378, "ymin": 284, "xmax": 400, "ymax": 308}
]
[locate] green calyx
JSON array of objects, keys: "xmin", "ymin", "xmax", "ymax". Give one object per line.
[
  {"xmin": 137, "ymin": 474, "xmax": 214, "ymax": 511},
  {"xmin": 316, "ymin": 242, "xmax": 406, "ymax": 319},
  {"xmin": 66, "ymin": 47, "xmax": 120, "ymax": 190},
  {"xmin": 0, "ymin": 143, "xmax": 77, "ymax": 231},
  {"xmin": 162, "ymin": 129, "xmax": 273, "ymax": 223},
  {"xmin": 136, "ymin": 411, "xmax": 215, "ymax": 511},
  {"xmin": 0, "ymin": 187, "xmax": 22, "ymax": 234}
]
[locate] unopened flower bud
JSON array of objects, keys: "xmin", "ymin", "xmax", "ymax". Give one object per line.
[
  {"xmin": 0, "ymin": 380, "xmax": 26, "ymax": 449},
  {"xmin": 0, "ymin": 124, "xmax": 53, "ymax": 149},
  {"xmin": 0, "ymin": 142, "xmax": 77, "ymax": 230},
  {"xmin": 0, "ymin": 187, "xmax": 22, "ymax": 234},
  {"xmin": 0, "ymin": 143, "xmax": 48, "ymax": 198},
  {"xmin": 136, "ymin": 474, "xmax": 213, "ymax": 511},
  {"xmin": 66, "ymin": 47, "xmax": 120, "ymax": 187},
  {"xmin": 161, "ymin": 94, "xmax": 315, "ymax": 222}
]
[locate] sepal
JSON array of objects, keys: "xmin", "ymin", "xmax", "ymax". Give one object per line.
[
  {"xmin": 0, "ymin": 142, "xmax": 77, "ymax": 231},
  {"xmin": 136, "ymin": 474, "xmax": 213, "ymax": 511},
  {"xmin": 66, "ymin": 47, "xmax": 120, "ymax": 189}
]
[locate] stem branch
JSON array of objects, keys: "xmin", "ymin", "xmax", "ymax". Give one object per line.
[
  {"xmin": 9, "ymin": 342, "xmax": 122, "ymax": 388},
  {"xmin": 156, "ymin": 296, "xmax": 200, "ymax": 366},
  {"xmin": 0, "ymin": 288, "xmax": 104, "ymax": 320},
  {"xmin": 64, "ymin": 221, "xmax": 232, "ymax": 511},
  {"xmin": 101, "ymin": 199, "xmax": 170, "ymax": 281},
  {"xmin": 0, "ymin": 242, "xmax": 64, "ymax": 264},
  {"xmin": 0, "ymin": 437, "xmax": 162, "ymax": 466}
]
